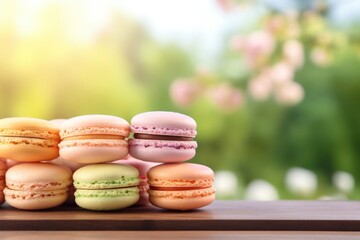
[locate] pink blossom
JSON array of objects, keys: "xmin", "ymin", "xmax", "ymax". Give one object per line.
[
  {"xmin": 283, "ymin": 40, "xmax": 304, "ymax": 69},
  {"xmin": 269, "ymin": 62, "xmax": 294, "ymax": 86},
  {"xmin": 243, "ymin": 31, "xmax": 275, "ymax": 68},
  {"xmin": 275, "ymin": 81, "xmax": 304, "ymax": 105},
  {"xmin": 311, "ymin": 47, "xmax": 331, "ymax": 67},
  {"xmin": 170, "ymin": 78, "xmax": 202, "ymax": 107},
  {"xmin": 248, "ymin": 74, "xmax": 273, "ymax": 101},
  {"xmin": 208, "ymin": 84, "xmax": 244, "ymax": 112}
]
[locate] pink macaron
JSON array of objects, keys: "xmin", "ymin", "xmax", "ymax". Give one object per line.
[
  {"xmin": 129, "ymin": 111, "xmax": 197, "ymax": 163},
  {"xmin": 0, "ymin": 158, "xmax": 6, "ymax": 205},
  {"xmin": 59, "ymin": 115, "xmax": 130, "ymax": 164},
  {"xmin": 113, "ymin": 155, "xmax": 159, "ymax": 205}
]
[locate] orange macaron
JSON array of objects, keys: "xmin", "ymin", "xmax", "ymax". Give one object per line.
[
  {"xmin": 4, "ymin": 163, "xmax": 72, "ymax": 210},
  {"xmin": 147, "ymin": 163, "xmax": 215, "ymax": 210},
  {"xmin": 0, "ymin": 117, "xmax": 60, "ymax": 162}
]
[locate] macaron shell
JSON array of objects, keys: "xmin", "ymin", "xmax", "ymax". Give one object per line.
[
  {"xmin": 59, "ymin": 115, "xmax": 130, "ymax": 139},
  {"xmin": 4, "ymin": 188, "xmax": 68, "ymax": 210},
  {"xmin": 73, "ymin": 163, "xmax": 139, "ymax": 189},
  {"xmin": 0, "ymin": 117, "xmax": 59, "ymax": 133},
  {"xmin": 131, "ymin": 111, "xmax": 197, "ymax": 137},
  {"xmin": 75, "ymin": 187, "xmax": 139, "ymax": 211},
  {"xmin": 6, "ymin": 163, "xmax": 72, "ymax": 191},
  {"xmin": 59, "ymin": 139, "xmax": 128, "ymax": 164},
  {"xmin": 0, "ymin": 138, "xmax": 60, "ymax": 162},
  {"xmin": 149, "ymin": 187, "xmax": 216, "ymax": 210},
  {"xmin": 129, "ymin": 139, "xmax": 196, "ymax": 163},
  {"xmin": 147, "ymin": 163, "xmax": 214, "ymax": 184}
]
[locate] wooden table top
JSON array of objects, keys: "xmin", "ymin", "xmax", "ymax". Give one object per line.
[
  {"xmin": 1, "ymin": 200, "xmax": 359, "ymax": 231},
  {"xmin": 1, "ymin": 231, "xmax": 360, "ymax": 240}
]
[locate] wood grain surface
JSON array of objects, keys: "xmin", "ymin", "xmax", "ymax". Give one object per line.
[
  {"xmin": 1, "ymin": 231, "xmax": 360, "ymax": 240},
  {"xmin": 0, "ymin": 200, "xmax": 359, "ymax": 231}
]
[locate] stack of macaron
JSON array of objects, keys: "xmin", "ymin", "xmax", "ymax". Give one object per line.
[
  {"xmin": 0, "ymin": 111, "xmax": 215, "ymax": 211},
  {"xmin": 0, "ymin": 118, "xmax": 72, "ymax": 210},
  {"xmin": 129, "ymin": 111, "xmax": 215, "ymax": 210}
]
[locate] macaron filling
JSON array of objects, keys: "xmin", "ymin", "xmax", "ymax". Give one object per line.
[
  {"xmin": 133, "ymin": 133, "xmax": 193, "ymax": 141},
  {"xmin": 74, "ymin": 177, "xmax": 140, "ymax": 189},
  {"xmin": 129, "ymin": 139, "xmax": 197, "ymax": 150},
  {"xmin": 0, "ymin": 129, "xmax": 59, "ymax": 140},
  {"xmin": 131, "ymin": 125, "xmax": 196, "ymax": 138},
  {"xmin": 61, "ymin": 134, "xmax": 126, "ymax": 141}
]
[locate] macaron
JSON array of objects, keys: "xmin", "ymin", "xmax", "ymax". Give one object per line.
[
  {"xmin": 0, "ymin": 117, "xmax": 60, "ymax": 162},
  {"xmin": 0, "ymin": 158, "xmax": 6, "ymax": 204},
  {"xmin": 114, "ymin": 155, "xmax": 159, "ymax": 205},
  {"xmin": 148, "ymin": 163, "xmax": 215, "ymax": 210},
  {"xmin": 59, "ymin": 115, "xmax": 130, "ymax": 164},
  {"xmin": 129, "ymin": 111, "xmax": 198, "ymax": 162},
  {"xmin": 4, "ymin": 163, "xmax": 72, "ymax": 210},
  {"xmin": 73, "ymin": 163, "xmax": 140, "ymax": 211}
]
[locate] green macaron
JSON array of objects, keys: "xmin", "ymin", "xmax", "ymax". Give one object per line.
[{"xmin": 73, "ymin": 163, "xmax": 140, "ymax": 211}]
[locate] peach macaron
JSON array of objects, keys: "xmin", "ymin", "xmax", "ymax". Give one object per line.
[
  {"xmin": 59, "ymin": 115, "xmax": 130, "ymax": 164},
  {"xmin": 4, "ymin": 163, "xmax": 72, "ymax": 210},
  {"xmin": 147, "ymin": 163, "xmax": 215, "ymax": 210},
  {"xmin": 0, "ymin": 117, "xmax": 60, "ymax": 162},
  {"xmin": 129, "ymin": 111, "xmax": 198, "ymax": 163}
]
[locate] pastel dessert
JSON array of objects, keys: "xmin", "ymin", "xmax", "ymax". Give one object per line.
[
  {"xmin": 114, "ymin": 155, "xmax": 159, "ymax": 205},
  {"xmin": 73, "ymin": 163, "xmax": 140, "ymax": 211},
  {"xmin": 0, "ymin": 117, "xmax": 60, "ymax": 162},
  {"xmin": 59, "ymin": 115, "xmax": 130, "ymax": 163},
  {"xmin": 129, "ymin": 111, "xmax": 198, "ymax": 162},
  {"xmin": 148, "ymin": 163, "xmax": 215, "ymax": 210},
  {"xmin": 0, "ymin": 158, "xmax": 6, "ymax": 204},
  {"xmin": 4, "ymin": 163, "xmax": 72, "ymax": 210}
]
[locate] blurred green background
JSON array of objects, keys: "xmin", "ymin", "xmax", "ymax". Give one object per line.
[{"xmin": 1, "ymin": 0, "xmax": 359, "ymax": 200}]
